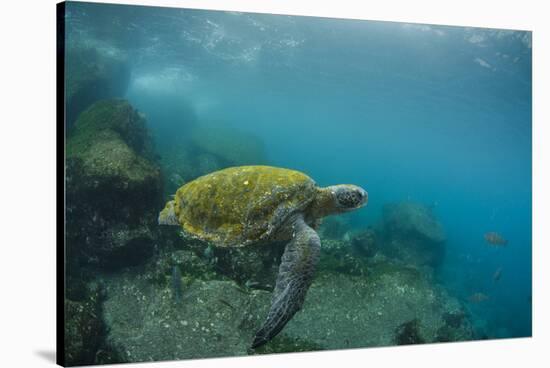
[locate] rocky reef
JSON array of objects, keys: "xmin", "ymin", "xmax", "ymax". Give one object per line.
[
  {"xmin": 379, "ymin": 202, "xmax": 446, "ymax": 268},
  {"xmin": 66, "ymin": 99, "xmax": 162, "ymax": 269},
  {"xmin": 65, "ymin": 194, "xmax": 471, "ymax": 365},
  {"xmin": 101, "ymin": 273, "xmax": 269, "ymax": 362},
  {"xmin": 87, "ymin": 193, "xmax": 466, "ymax": 363},
  {"xmin": 65, "ymin": 45, "xmax": 130, "ymax": 129},
  {"xmin": 350, "ymin": 227, "xmax": 379, "ymax": 258},
  {"xmin": 206, "ymin": 244, "xmax": 285, "ymax": 287},
  {"xmin": 276, "ymin": 260, "xmax": 472, "ymax": 349},
  {"xmin": 96, "ymin": 239, "xmax": 472, "ymax": 362},
  {"xmin": 318, "ymin": 216, "xmax": 350, "ymax": 240},
  {"xmin": 64, "ymin": 98, "xmax": 165, "ymax": 365}
]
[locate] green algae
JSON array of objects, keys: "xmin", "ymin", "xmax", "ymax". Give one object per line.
[{"xmin": 67, "ymin": 99, "xmax": 159, "ymax": 189}]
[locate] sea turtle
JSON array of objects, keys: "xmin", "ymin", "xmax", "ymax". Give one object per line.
[{"xmin": 158, "ymin": 165, "xmax": 368, "ymax": 348}]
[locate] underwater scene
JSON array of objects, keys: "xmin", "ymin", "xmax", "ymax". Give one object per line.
[{"xmin": 61, "ymin": 1, "xmax": 532, "ymax": 366}]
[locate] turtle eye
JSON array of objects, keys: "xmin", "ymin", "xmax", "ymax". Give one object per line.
[
  {"xmin": 352, "ymin": 190, "xmax": 363, "ymax": 206},
  {"xmin": 336, "ymin": 189, "xmax": 361, "ymax": 208}
]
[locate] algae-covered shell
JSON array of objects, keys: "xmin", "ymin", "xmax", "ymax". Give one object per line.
[{"xmin": 169, "ymin": 165, "xmax": 317, "ymax": 247}]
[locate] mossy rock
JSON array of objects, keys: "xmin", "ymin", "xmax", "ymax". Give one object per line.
[
  {"xmin": 380, "ymin": 201, "xmax": 446, "ymax": 268},
  {"xmin": 143, "ymin": 249, "xmax": 221, "ymax": 286},
  {"xmin": 209, "ymin": 243, "xmax": 284, "ymax": 287},
  {"xmin": 102, "ymin": 273, "xmax": 272, "ymax": 363},
  {"xmin": 278, "ymin": 269, "xmax": 472, "ymax": 349},
  {"xmin": 66, "ymin": 99, "xmax": 160, "ymax": 213},
  {"xmin": 382, "ymin": 202, "xmax": 446, "ymax": 243},
  {"xmin": 66, "ymin": 100, "xmax": 162, "ymax": 268},
  {"xmin": 153, "ymin": 230, "xmax": 282, "ymax": 288},
  {"xmin": 318, "ymin": 239, "xmax": 370, "ymax": 276},
  {"xmin": 67, "ymin": 99, "xmax": 154, "ymax": 161},
  {"xmin": 71, "ymin": 136, "xmax": 158, "ymax": 192},
  {"xmin": 65, "ymin": 45, "xmax": 130, "ymax": 128},
  {"xmin": 350, "ymin": 228, "xmax": 378, "ymax": 257}
]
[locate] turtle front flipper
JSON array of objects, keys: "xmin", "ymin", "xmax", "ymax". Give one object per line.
[
  {"xmin": 158, "ymin": 200, "xmax": 179, "ymax": 226},
  {"xmin": 251, "ymin": 215, "xmax": 321, "ymax": 348}
]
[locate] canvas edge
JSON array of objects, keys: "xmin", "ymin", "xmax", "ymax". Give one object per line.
[{"xmin": 56, "ymin": 2, "xmax": 67, "ymax": 367}]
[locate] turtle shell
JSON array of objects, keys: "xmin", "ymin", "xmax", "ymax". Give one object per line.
[{"xmin": 171, "ymin": 165, "xmax": 317, "ymax": 247}]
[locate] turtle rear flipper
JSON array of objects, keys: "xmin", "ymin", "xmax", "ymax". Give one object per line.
[{"xmin": 251, "ymin": 215, "xmax": 320, "ymax": 348}]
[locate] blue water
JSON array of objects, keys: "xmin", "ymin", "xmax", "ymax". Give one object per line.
[{"xmin": 66, "ymin": 2, "xmax": 532, "ymax": 338}]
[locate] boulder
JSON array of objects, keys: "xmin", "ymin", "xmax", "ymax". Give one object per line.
[
  {"xmin": 382, "ymin": 202, "xmax": 446, "ymax": 243},
  {"xmin": 350, "ymin": 228, "xmax": 379, "ymax": 258},
  {"xmin": 66, "ymin": 99, "xmax": 162, "ymax": 269},
  {"xmin": 167, "ymin": 230, "xmax": 285, "ymax": 290},
  {"xmin": 102, "ymin": 271, "xmax": 271, "ymax": 362},
  {"xmin": 278, "ymin": 262, "xmax": 473, "ymax": 349},
  {"xmin": 380, "ymin": 202, "xmax": 446, "ymax": 267},
  {"xmin": 318, "ymin": 238, "xmax": 371, "ymax": 276},
  {"xmin": 208, "ymin": 243, "xmax": 284, "ymax": 287},
  {"xmin": 143, "ymin": 248, "xmax": 220, "ymax": 286}
]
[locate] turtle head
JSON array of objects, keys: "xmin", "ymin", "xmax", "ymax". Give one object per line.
[
  {"xmin": 330, "ymin": 184, "xmax": 368, "ymax": 211},
  {"xmin": 313, "ymin": 185, "xmax": 368, "ymax": 217}
]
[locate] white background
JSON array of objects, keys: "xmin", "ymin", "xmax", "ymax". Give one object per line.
[{"xmin": 0, "ymin": 0, "xmax": 547, "ymax": 367}]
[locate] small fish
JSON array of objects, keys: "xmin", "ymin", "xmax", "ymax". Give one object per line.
[
  {"xmin": 343, "ymin": 232, "xmax": 351, "ymax": 242},
  {"xmin": 218, "ymin": 298, "xmax": 235, "ymax": 310},
  {"xmin": 493, "ymin": 267, "xmax": 503, "ymax": 282},
  {"xmin": 468, "ymin": 292, "xmax": 489, "ymax": 303},
  {"xmin": 172, "ymin": 265, "xmax": 183, "ymax": 304},
  {"xmin": 245, "ymin": 280, "xmax": 260, "ymax": 288},
  {"xmin": 244, "ymin": 280, "xmax": 272, "ymax": 292},
  {"xmin": 484, "ymin": 232, "xmax": 508, "ymax": 247}
]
